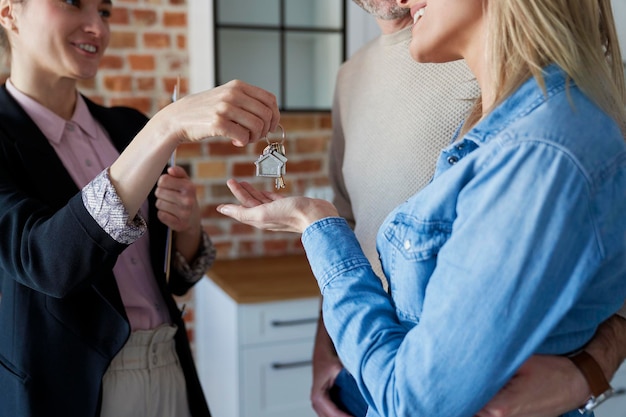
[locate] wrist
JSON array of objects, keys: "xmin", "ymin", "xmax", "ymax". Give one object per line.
[
  {"xmin": 585, "ymin": 315, "xmax": 626, "ymax": 380},
  {"xmin": 568, "ymin": 350, "xmax": 625, "ymax": 414},
  {"xmin": 299, "ymin": 199, "xmax": 339, "ymax": 232}
]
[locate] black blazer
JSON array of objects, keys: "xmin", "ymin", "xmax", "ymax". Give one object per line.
[{"xmin": 0, "ymin": 85, "xmax": 210, "ymax": 417}]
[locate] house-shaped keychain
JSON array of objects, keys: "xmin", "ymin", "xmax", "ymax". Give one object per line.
[
  {"xmin": 254, "ymin": 124, "xmax": 288, "ymax": 189},
  {"xmin": 255, "ymin": 145, "xmax": 287, "ymax": 177}
]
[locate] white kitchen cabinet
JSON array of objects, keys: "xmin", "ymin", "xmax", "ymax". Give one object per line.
[{"xmin": 195, "ymin": 255, "xmax": 320, "ymax": 417}]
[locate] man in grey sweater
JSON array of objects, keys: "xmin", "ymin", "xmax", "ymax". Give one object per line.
[{"xmin": 310, "ymin": 1, "xmax": 626, "ymax": 416}]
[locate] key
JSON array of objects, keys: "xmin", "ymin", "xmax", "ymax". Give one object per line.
[{"xmin": 254, "ymin": 125, "xmax": 287, "ymax": 190}]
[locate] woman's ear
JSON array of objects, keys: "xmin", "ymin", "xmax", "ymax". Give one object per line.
[{"xmin": 0, "ymin": 0, "xmax": 17, "ymax": 34}]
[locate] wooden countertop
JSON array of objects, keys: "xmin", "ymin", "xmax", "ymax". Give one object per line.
[{"xmin": 205, "ymin": 254, "xmax": 321, "ymax": 303}]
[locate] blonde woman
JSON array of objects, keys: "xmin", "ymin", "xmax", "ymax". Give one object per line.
[{"xmin": 217, "ymin": 1, "xmax": 626, "ymax": 416}]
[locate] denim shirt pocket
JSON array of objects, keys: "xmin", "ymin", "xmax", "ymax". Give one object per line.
[{"xmin": 381, "ymin": 213, "xmax": 452, "ymax": 323}]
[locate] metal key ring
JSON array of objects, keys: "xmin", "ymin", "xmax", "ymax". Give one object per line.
[{"xmin": 264, "ymin": 124, "xmax": 285, "ymax": 145}]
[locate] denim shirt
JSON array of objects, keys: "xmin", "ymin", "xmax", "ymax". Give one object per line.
[{"xmin": 302, "ymin": 66, "xmax": 626, "ymax": 417}]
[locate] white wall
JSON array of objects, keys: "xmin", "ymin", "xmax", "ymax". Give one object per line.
[
  {"xmin": 346, "ymin": 1, "xmax": 380, "ymax": 58},
  {"xmin": 613, "ymin": 0, "xmax": 626, "ymax": 57}
]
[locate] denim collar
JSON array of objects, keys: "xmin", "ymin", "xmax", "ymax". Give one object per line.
[{"xmin": 461, "ymin": 64, "xmax": 568, "ymax": 146}]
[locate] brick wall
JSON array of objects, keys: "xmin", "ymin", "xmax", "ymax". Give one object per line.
[{"xmin": 1, "ymin": 0, "xmax": 332, "ymax": 349}]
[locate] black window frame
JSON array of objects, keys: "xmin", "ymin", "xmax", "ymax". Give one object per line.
[{"xmin": 214, "ymin": 0, "xmax": 347, "ymax": 112}]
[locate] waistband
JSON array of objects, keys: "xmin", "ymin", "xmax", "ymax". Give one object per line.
[{"xmin": 108, "ymin": 324, "xmax": 179, "ymax": 371}]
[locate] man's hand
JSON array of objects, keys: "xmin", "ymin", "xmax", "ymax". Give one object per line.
[
  {"xmin": 477, "ymin": 355, "xmax": 587, "ymax": 417},
  {"xmin": 311, "ymin": 314, "xmax": 353, "ymax": 417},
  {"xmin": 478, "ymin": 314, "xmax": 626, "ymax": 417}
]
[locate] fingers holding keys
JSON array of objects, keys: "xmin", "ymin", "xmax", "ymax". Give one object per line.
[
  {"xmin": 163, "ymin": 80, "xmax": 280, "ymax": 147},
  {"xmin": 232, "ymin": 80, "xmax": 281, "ymax": 142}
]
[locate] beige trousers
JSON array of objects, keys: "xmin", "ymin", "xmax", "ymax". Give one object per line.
[{"xmin": 100, "ymin": 324, "xmax": 192, "ymax": 417}]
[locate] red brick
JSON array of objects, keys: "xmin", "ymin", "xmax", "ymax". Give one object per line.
[
  {"xmin": 294, "ymin": 136, "xmax": 329, "ymax": 153},
  {"xmin": 176, "ymin": 142, "xmax": 203, "ymax": 159},
  {"xmin": 144, "ymin": 33, "xmax": 171, "ymax": 48},
  {"xmin": 109, "ymin": 31, "xmax": 137, "ymax": 48},
  {"xmin": 231, "ymin": 223, "xmax": 256, "ymax": 235},
  {"xmin": 164, "ymin": 77, "xmax": 188, "ymax": 96},
  {"xmin": 214, "ymin": 242, "xmax": 233, "ymax": 259},
  {"xmin": 319, "ymin": 113, "xmax": 332, "ymax": 129},
  {"xmin": 197, "ymin": 161, "xmax": 227, "ymax": 178},
  {"xmin": 280, "ymin": 114, "xmax": 317, "ymax": 131},
  {"xmin": 110, "ymin": 7, "xmax": 130, "ymax": 25},
  {"xmin": 288, "ymin": 159, "xmax": 323, "ymax": 174},
  {"xmin": 99, "ymin": 55, "xmax": 124, "ymax": 69},
  {"xmin": 232, "ymin": 162, "xmax": 256, "ymax": 177},
  {"xmin": 163, "ymin": 12, "xmax": 187, "ymax": 27},
  {"xmin": 137, "ymin": 77, "xmax": 156, "ymax": 91},
  {"xmin": 103, "ymin": 75, "xmax": 132, "ymax": 92},
  {"xmin": 128, "ymin": 54, "xmax": 155, "ymax": 71},
  {"xmin": 201, "ymin": 203, "xmax": 226, "ymax": 219},
  {"xmin": 177, "ymin": 34, "xmax": 186, "ymax": 49},
  {"xmin": 110, "ymin": 97, "xmax": 151, "ymax": 114},
  {"xmin": 208, "ymin": 142, "xmax": 249, "ymax": 156},
  {"xmin": 133, "ymin": 9, "xmax": 158, "ymax": 26}
]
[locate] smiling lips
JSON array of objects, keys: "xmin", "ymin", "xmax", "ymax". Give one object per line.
[
  {"xmin": 412, "ymin": 5, "xmax": 426, "ymax": 25},
  {"xmin": 76, "ymin": 43, "xmax": 97, "ymax": 54}
]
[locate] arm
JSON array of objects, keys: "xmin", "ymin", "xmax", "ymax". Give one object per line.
[
  {"xmin": 110, "ymin": 80, "xmax": 280, "ymax": 219},
  {"xmin": 0, "ymin": 80, "xmax": 278, "ymax": 298},
  {"xmin": 309, "ymin": 74, "xmax": 357, "ymax": 417},
  {"xmin": 311, "ymin": 313, "xmax": 353, "ymax": 417},
  {"xmin": 478, "ymin": 313, "xmax": 626, "ymax": 417}
]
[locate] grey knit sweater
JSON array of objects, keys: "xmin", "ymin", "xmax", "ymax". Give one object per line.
[{"xmin": 329, "ymin": 26, "xmax": 479, "ymax": 281}]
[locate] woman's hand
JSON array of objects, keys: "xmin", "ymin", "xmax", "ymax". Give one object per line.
[
  {"xmin": 217, "ymin": 179, "xmax": 339, "ymax": 234},
  {"xmin": 156, "ymin": 79, "xmax": 281, "ymax": 147},
  {"xmin": 110, "ymin": 80, "xmax": 280, "ymax": 218},
  {"xmin": 156, "ymin": 166, "xmax": 201, "ymax": 233},
  {"xmin": 156, "ymin": 165, "xmax": 202, "ymax": 262}
]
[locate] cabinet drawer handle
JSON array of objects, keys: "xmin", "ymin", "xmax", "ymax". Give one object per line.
[
  {"xmin": 270, "ymin": 317, "xmax": 318, "ymax": 327},
  {"xmin": 271, "ymin": 360, "xmax": 313, "ymax": 370}
]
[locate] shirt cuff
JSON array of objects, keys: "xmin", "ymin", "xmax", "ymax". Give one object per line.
[
  {"xmin": 81, "ymin": 169, "xmax": 147, "ymax": 245},
  {"xmin": 173, "ymin": 230, "xmax": 217, "ymax": 284}
]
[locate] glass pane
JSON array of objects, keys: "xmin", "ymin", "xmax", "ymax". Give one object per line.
[
  {"xmin": 285, "ymin": 32, "xmax": 342, "ymax": 109},
  {"xmin": 217, "ymin": 0, "xmax": 280, "ymax": 26},
  {"xmin": 217, "ymin": 29, "xmax": 282, "ymax": 107},
  {"xmin": 285, "ymin": 0, "xmax": 343, "ymax": 29}
]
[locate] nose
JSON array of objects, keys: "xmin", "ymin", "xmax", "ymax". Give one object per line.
[
  {"xmin": 83, "ymin": 9, "xmax": 109, "ymax": 37},
  {"xmin": 396, "ymin": 0, "xmax": 410, "ymax": 7}
]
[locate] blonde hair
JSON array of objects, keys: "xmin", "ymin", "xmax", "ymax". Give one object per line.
[{"xmin": 465, "ymin": 0, "xmax": 626, "ymax": 137}]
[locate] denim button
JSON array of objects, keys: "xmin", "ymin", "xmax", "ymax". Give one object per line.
[
  {"xmin": 456, "ymin": 144, "xmax": 464, "ymax": 150},
  {"xmin": 404, "ymin": 240, "xmax": 411, "ymax": 250},
  {"xmin": 447, "ymin": 156, "xmax": 459, "ymax": 165}
]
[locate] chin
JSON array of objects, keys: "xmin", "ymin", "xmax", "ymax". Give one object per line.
[{"xmin": 410, "ymin": 50, "xmax": 461, "ymax": 64}]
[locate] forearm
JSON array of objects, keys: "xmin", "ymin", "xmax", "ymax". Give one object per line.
[
  {"xmin": 479, "ymin": 314, "xmax": 626, "ymax": 417},
  {"xmin": 109, "ymin": 115, "xmax": 178, "ymax": 218}
]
